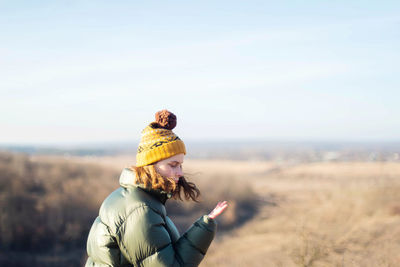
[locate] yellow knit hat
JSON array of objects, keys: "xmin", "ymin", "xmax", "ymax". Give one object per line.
[{"xmin": 136, "ymin": 110, "xmax": 186, "ymax": 167}]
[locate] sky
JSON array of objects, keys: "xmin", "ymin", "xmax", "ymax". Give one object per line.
[{"xmin": 1, "ymin": 1, "xmax": 399, "ymax": 145}]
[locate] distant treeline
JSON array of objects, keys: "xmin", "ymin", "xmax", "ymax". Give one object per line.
[
  {"xmin": 2, "ymin": 140, "xmax": 400, "ymax": 161},
  {"xmin": 0, "ymin": 152, "xmax": 259, "ymax": 266}
]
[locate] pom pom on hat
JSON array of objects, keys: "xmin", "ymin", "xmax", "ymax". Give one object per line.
[{"xmin": 154, "ymin": 110, "xmax": 177, "ymax": 130}]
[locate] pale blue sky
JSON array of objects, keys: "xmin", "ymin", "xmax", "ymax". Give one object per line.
[{"xmin": 1, "ymin": 1, "xmax": 399, "ymax": 145}]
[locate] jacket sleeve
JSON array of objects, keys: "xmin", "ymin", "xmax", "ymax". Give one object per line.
[
  {"xmin": 174, "ymin": 214, "xmax": 217, "ymax": 266},
  {"xmin": 117, "ymin": 205, "xmax": 216, "ymax": 267}
]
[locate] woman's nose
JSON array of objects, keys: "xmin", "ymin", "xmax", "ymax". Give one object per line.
[{"xmin": 176, "ymin": 168, "xmax": 183, "ymax": 177}]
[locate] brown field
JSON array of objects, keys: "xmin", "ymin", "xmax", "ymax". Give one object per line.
[
  {"xmin": 58, "ymin": 155, "xmax": 400, "ymax": 266},
  {"xmin": 1, "ymin": 152, "xmax": 400, "ymax": 266},
  {"xmin": 198, "ymin": 161, "xmax": 400, "ymax": 267}
]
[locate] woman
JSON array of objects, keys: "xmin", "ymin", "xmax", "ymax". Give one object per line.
[{"xmin": 85, "ymin": 110, "xmax": 228, "ymax": 267}]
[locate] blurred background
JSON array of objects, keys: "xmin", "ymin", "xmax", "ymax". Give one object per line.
[{"xmin": 1, "ymin": 1, "xmax": 399, "ymax": 266}]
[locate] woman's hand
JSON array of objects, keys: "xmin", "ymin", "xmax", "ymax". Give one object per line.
[{"xmin": 208, "ymin": 201, "xmax": 228, "ymax": 219}]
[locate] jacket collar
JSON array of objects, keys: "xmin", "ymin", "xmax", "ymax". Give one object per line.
[{"xmin": 119, "ymin": 168, "xmax": 172, "ymax": 204}]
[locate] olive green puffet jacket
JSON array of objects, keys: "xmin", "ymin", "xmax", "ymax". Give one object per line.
[{"xmin": 85, "ymin": 168, "xmax": 217, "ymax": 267}]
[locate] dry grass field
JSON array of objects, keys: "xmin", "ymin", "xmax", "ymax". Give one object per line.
[
  {"xmin": 196, "ymin": 161, "xmax": 400, "ymax": 267},
  {"xmin": 3, "ymin": 152, "xmax": 399, "ymax": 266},
  {"xmin": 55, "ymin": 155, "xmax": 400, "ymax": 266},
  {"xmin": 0, "ymin": 152, "xmax": 259, "ymax": 266}
]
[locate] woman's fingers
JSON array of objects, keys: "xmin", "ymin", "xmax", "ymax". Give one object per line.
[
  {"xmin": 215, "ymin": 201, "xmax": 227, "ymax": 210},
  {"xmin": 208, "ymin": 201, "xmax": 228, "ymax": 219}
]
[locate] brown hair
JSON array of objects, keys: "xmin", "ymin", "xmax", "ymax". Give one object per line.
[{"xmin": 128, "ymin": 165, "xmax": 200, "ymax": 202}]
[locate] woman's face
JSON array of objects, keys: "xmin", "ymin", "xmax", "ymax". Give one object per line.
[{"xmin": 154, "ymin": 153, "xmax": 184, "ymax": 183}]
